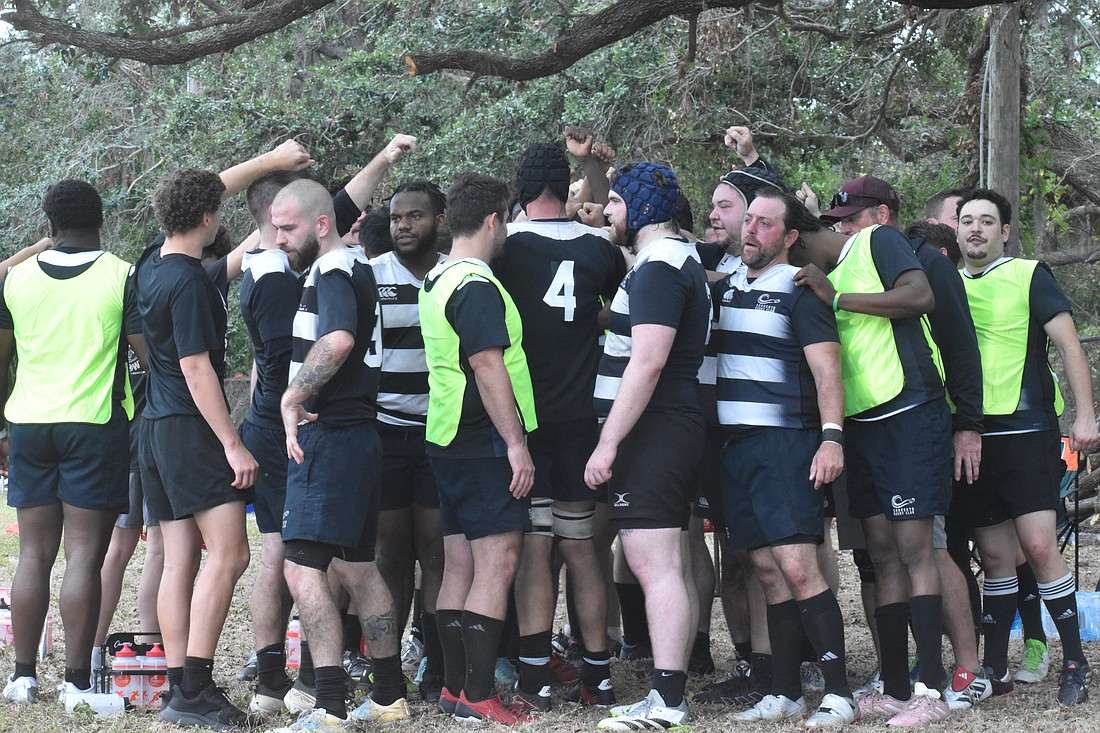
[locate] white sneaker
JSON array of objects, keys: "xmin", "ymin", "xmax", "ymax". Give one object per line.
[
  {"xmin": 283, "ymin": 679, "xmax": 317, "ymax": 714},
  {"xmin": 599, "ymin": 690, "xmax": 688, "ymax": 730},
  {"xmin": 853, "ymin": 670, "xmax": 882, "ymax": 699},
  {"xmin": 730, "ymin": 694, "xmax": 806, "ymax": 722},
  {"xmin": 804, "ymin": 693, "xmax": 858, "ymax": 728},
  {"xmin": 3, "ymin": 675, "xmax": 38, "ymax": 704},
  {"xmin": 57, "ymin": 681, "xmax": 94, "ymax": 706}
]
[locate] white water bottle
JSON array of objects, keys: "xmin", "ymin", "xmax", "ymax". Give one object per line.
[{"xmin": 112, "ymin": 642, "xmax": 142, "ymax": 707}]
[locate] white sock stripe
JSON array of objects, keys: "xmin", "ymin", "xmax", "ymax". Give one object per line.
[
  {"xmin": 1038, "ymin": 573, "xmax": 1076, "ymax": 600},
  {"xmin": 518, "ymin": 656, "xmax": 551, "ymax": 665},
  {"xmin": 584, "ymin": 656, "xmax": 612, "ymax": 666},
  {"xmin": 982, "ymin": 576, "xmax": 1020, "ymax": 596}
]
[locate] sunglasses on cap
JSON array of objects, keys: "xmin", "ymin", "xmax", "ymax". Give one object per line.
[{"xmin": 829, "ymin": 190, "xmax": 884, "ymax": 210}]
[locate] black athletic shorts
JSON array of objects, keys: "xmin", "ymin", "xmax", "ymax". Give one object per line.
[
  {"xmin": 283, "ymin": 421, "xmax": 382, "ymax": 558},
  {"xmin": 239, "ymin": 419, "xmax": 289, "ymax": 535},
  {"xmin": 951, "ymin": 430, "xmax": 1064, "ymax": 529},
  {"xmin": 529, "ymin": 418, "xmax": 599, "ymax": 504},
  {"xmin": 720, "ymin": 427, "xmax": 825, "ymax": 550},
  {"xmin": 431, "ymin": 456, "xmax": 532, "ymax": 540},
  {"xmin": 608, "ymin": 411, "xmax": 704, "ymax": 530},
  {"xmin": 845, "ymin": 399, "xmax": 951, "ymax": 522},
  {"xmin": 379, "ymin": 424, "xmax": 439, "ymax": 511},
  {"xmin": 692, "ymin": 429, "xmax": 726, "ymax": 532},
  {"xmin": 115, "ymin": 471, "xmax": 156, "ymax": 530},
  {"xmin": 8, "ymin": 408, "xmax": 129, "ymax": 513},
  {"xmin": 140, "ymin": 415, "xmax": 253, "ymax": 522}
]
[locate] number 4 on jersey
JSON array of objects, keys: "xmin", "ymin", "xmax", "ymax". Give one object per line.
[{"xmin": 543, "ymin": 260, "xmax": 577, "ymax": 322}]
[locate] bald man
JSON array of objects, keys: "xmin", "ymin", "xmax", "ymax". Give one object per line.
[{"xmin": 272, "ymin": 180, "xmax": 409, "ymax": 727}]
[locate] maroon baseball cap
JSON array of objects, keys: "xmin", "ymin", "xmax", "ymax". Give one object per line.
[{"xmin": 820, "ymin": 175, "xmax": 901, "ymax": 221}]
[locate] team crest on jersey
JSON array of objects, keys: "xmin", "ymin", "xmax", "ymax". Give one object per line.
[{"xmin": 756, "ymin": 293, "xmax": 780, "ymax": 312}]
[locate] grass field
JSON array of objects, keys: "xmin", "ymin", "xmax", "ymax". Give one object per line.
[{"xmin": 0, "ymin": 499, "xmax": 1099, "ymax": 732}]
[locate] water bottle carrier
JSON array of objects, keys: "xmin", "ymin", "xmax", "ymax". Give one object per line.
[{"xmin": 93, "ymin": 631, "xmax": 166, "ymax": 697}]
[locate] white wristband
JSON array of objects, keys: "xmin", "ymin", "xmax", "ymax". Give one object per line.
[{"xmin": 821, "ymin": 422, "xmax": 843, "ymax": 432}]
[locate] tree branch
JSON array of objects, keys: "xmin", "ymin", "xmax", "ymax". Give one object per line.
[
  {"xmin": 0, "ymin": 0, "xmax": 1022, "ymax": 77},
  {"xmin": 0, "ymin": 0, "xmax": 337, "ymax": 65}
]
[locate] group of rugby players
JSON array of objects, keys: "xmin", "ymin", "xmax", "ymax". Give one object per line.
[{"xmin": 0, "ymin": 124, "xmax": 1096, "ymax": 733}]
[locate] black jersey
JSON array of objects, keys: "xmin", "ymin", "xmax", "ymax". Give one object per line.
[
  {"xmin": 495, "ymin": 219, "xmax": 625, "ymax": 424},
  {"xmin": 289, "ymin": 247, "xmax": 383, "ymax": 427},
  {"xmin": 135, "ymin": 243, "xmax": 228, "ymax": 419},
  {"xmin": 240, "ymin": 248, "xmax": 300, "ymax": 430}
]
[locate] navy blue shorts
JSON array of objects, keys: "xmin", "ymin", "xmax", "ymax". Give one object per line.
[
  {"xmin": 239, "ymin": 419, "xmax": 289, "ymax": 534},
  {"xmin": 529, "ymin": 418, "xmax": 599, "ymax": 504},
  {"xmin": 720, "ymin": 427, "xmax": 825, "ymax": 549},
  {"xmin": 140, "ymin": 415, "xmax": 253, "ymax": 522},
  {"xmin": 283, "ymin": 422, "xmax": 382, "ymax": 556},
  {"xmin": 379, "ymin": 424, "xmax": 439, "ymax": 511},
  {"xmin": 951, "ymin": 431, "xmax": 1064, "ymax": 529},
  {"xmin": 609, "ymin": 411, "xmax": 704, "ymax": 530},
  {"xmin": 8, "ymin": 408, "xmax": 129, "ymax": 513},
  {"xmin": 430, "ymin": 456, "xmax": 531, "ymax": 540},
  {"xmin": 845, "ymin": 400, "xmax": 951, "ymax": 522}
]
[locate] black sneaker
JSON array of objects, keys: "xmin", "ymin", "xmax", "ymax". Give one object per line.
[
  {"xmin": 159, "ymin": 683, "xmax": 252, "ymax": 730},
  {"xmin": 419, "ymin": 670, "xmax": 443, "ymax": 704},
  {"xmin": 236, "ymin": 651, "xmax": 258, "ymax": 682},
  {"xmin": 692, "ymin": 666, "xmax": 756, "ymax": 705},
  {"xmin": 1058, "ymin": 660, "xmax": 1091, "ymax": 706},
  {"xmin": 508, "ymin": 683, "xmax": 552, "ymax": 713},
  {"xmin": 983, "ymin": 665, "xmax": 1015, "ymax": 698},
  {"xmin": 342, "ymin": 650, "xmax": 371, "ymax": 679},
  {"xmin": 562, "ymin": 677, "xmax": 616, "ymax": 706}
]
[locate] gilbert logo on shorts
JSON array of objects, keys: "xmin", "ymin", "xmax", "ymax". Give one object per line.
[
  {"xmin": 890, "ymin": 494, "xmax": 916, "ymax": 516},
  {"xmin": 613, "ymin": 492, "xmax": 630, "ymax": 508}
]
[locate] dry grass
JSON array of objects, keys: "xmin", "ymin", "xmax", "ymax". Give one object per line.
[{"xmin": 0, "ymin": 501, "xmax": 1099, "ymax": 732}]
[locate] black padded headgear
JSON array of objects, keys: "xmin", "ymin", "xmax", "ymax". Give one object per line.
[{"xmin": 515, "ymin": 144, "xmax": 571, "ymax": 211}]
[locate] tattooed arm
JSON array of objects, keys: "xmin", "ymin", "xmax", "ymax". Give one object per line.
[{"xmin": 280, "ymin": 329, "xmax": 355, "ymax": 463}]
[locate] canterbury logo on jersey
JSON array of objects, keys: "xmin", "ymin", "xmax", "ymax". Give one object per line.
[{"xmin": 377, "ymin": 286, "xmax": 399, "ymax": 301}]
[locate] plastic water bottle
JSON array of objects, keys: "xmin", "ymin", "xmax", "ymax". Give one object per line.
[
  {"xmin": 112, "ymin": 642, "xmax": 142, "ymax": 706},
  {"xmin": 143, "ymin": 642, "xmax": 167, "ymax": 710},
  {"xmin": 286, "ymin": 619, "xmax": 301, "ymax": 669},
  {"xmin": 1077, "ymin": 591, "xmax": 1100, "ymax": 642}
]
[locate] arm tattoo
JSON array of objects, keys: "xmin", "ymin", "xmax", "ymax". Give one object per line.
[
  {"xmin": 287, "ymin": 335, "xmax": 349, "ymax": 400},
  {"xmin": 364, "ymin": 611, "xmax": 395, "ymax": 642}
]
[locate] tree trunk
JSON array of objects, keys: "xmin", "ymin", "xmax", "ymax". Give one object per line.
[{"xmin": 987, "ymin": 3, "xmax": 1021, "ymax": 254}]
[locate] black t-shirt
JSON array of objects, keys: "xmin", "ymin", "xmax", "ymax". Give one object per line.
[
  {"xmin": 289, "ymin": 247, "xmax": 381, "ymax": 426},
  {"xmin": 240, "ymin": 248, "xmax": 300, "ymax": 430},
  {"xmin": 136, "ymin": 243, "xmax": 228, "ymax": 420},
  {"xmin": 494, "ymin": 220, "xmax": 625, "ymax": 424},
  {"xmin": 852, "ymin": 227, "xmax": 945, "ymax": 420},
  {"xmin": 907, "ymin": 236, "xmax": 983, "ymax": 433},
  {"xmin": 425, "ymin": 279, "xmax": 513, "ymax": 459}
]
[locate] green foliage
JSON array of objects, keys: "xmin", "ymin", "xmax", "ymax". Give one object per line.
[{"xmin": 0, "ymin": 0, "xmax": 1098, "ymax": 372}]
